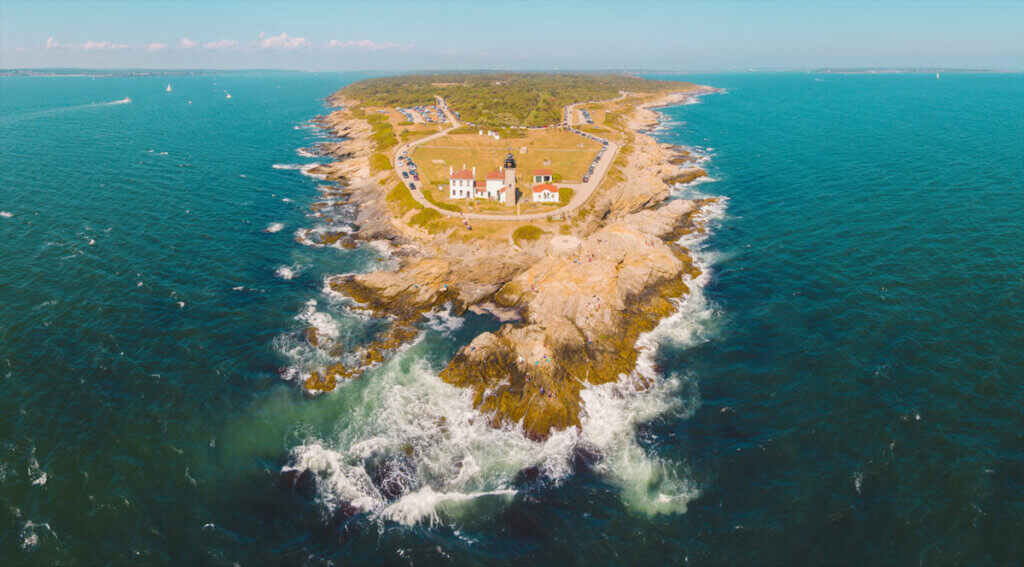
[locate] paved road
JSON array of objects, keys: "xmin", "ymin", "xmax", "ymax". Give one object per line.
[{"xmin": 393, "ymin": 96, "xmax": 621, "ymax": 222}]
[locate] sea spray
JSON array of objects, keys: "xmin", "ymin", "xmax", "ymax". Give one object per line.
[{"xmin": 285, "ymin": 355, "xmax": 581, "ymax": 525}]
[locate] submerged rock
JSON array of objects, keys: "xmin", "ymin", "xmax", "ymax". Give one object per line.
[{"xmin": 664, "ymin": 167, "xmax": 707, "ymax": 186}]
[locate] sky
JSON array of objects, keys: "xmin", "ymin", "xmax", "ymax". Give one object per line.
[{"xmin": 2, "ymin": 0, "xmax": 1022, "ymax": 71}]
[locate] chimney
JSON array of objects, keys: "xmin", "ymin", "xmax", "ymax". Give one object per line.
[
  {"xmin": 472, "ymin": 166, "xmax": 476, "ymax": 177},
  {"xmin": 449, "ymin": 165, "xmax": 453, "ymax": 176}
]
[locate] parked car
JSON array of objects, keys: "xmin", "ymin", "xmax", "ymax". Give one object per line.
[
  {"xmin": 409, "ymin": 183, "xmax": 416, "ymax": 190},
  {"xmin": 413, "ymin": 174, "xmax": 419, "ymax": 181},
  {"xmin": 402, "ymin": 171, "xmax": 409, "ymax": 178}
]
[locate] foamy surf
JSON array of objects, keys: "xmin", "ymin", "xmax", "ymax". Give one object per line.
[
  {"xmin": 264, "ymin": 222, "xmax": 285, "ymax": 233},
  {"xmin": 275, "ymin": 265, "xmax": 297, "ymax": 280},
  {"xmin": 272, "ymin": 163, "xmax": 326, "ymax": 180},
  {"xmin": 285, "ymin": 356, "xmax": 582, "ymax": 525}
]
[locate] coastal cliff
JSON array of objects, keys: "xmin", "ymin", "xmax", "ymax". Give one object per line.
[{"xmin": 301, "ymin": 85, "xmax": 717, "ymax": 440}]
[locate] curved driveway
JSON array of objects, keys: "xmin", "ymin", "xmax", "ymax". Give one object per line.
[{"xmin": 393, "ymin": 96, "xmax": 620, "ymax": 222}]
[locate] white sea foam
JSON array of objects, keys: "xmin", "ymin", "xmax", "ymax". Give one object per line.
[
  {"xmin": 0, "ymin": 211, "xmax": 13, "ymax": 218},
  {"xmin": 286, "ymin": 355, "xmax": 580, "ymax": 525},
  {"xmin": 300, "ymin": 163, "xmax": 327, "ymax": 180},
  {"xmin": 275, "ymin": 266, "xmax": 296, "ymax": 280},
  {"xmin": 272, "ymin": 163, "xmax": 302, "ymax": 170},
  {"xmin": 298, "ymin": 299, "xmax": 340, "ymax": 341},
  {"xmin": 296, "ymin": 148, "xmax": 318, "ymax": 158},
  {"xmin": 264, "ymin": 222, "xmax": 285, "ymax": 233},
  {"xmin": 21, "ymin": 521, "xmax": 40, "ymax": 550},
  {"xmin": 423, "ymin": 302, "xmax": 464, "ymax": 334},
  {"xmin": 28, "ymin": 449, "xmax": 47, "ymax": 486}
]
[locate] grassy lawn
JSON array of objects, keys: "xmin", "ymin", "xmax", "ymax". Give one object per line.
[{"xmin": 412, "ymin": 129, "xmax": 601, "ymax": 190}]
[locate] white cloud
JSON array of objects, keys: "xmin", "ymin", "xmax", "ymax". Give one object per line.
[
  {"xmin": 202, "ymin": 39, "xmax": 239, "ymax": 50},
  {"xmin": 83, "ymin": 40, "xmax": 130, "ymax": 50},
  {"xmin": 178, "ymin": 37, "xmax": 199, "ymax": 49},
  {"xmin": 145, "ymin": 42, "xmax": 168, "ymax": 52},
  {"xmin": 45, "ymin": 37, "xmax": 129, "ymax": 50},
  {"xmin": 442, "ymin": 48, "xmax": 459, "ymax": 57},
  {"xmin": 326, "ymin": 39, "xmax": 408, "ymax": 51},
  {"xmin": 260, "ymin": 32, "xmax": 309, "ymax": 50}
]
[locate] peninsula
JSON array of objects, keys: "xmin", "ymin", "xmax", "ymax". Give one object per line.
[{"xmin": 300, "ymin": 72, "xmax": 717, "ymax": 440}]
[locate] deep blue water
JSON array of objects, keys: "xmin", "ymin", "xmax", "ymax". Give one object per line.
[{"xmin": 1, "ymin": 71, "xmax": 1022, "ymax": 565}]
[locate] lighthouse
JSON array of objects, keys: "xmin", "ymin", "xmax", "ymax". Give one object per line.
[{"xmin": 503, "ymin": 151, "xmax": 517, "ymax": 204}]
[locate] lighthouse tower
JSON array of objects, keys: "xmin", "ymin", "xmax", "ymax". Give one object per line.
[{"xmin": 503, "ymin": 151, "xmax": 517, "ymax": 204}]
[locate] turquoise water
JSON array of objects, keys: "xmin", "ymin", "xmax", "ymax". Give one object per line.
[{"xmin": 1, "ymin": 71, "xmax": 1022, "ymax": 565}]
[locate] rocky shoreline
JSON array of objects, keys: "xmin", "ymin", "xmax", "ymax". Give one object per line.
[{"xmin": 299, "ymin": 87, "xmax": 719, "ymax": 440}]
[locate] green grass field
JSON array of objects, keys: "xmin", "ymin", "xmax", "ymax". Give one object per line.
[
  {"xmin": 412, "ymin": 129, "xmax": 601, "ymax": 190},
  {"xmin": 340, "ymin": 72, "xmax": 696, "ymax": 128}
]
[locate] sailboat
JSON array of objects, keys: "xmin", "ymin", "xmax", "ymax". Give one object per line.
[
  {"xmin": 936, "ymin": 73, "xmax": 940, "ymax": 79},
  {"xmin": 225, "ymin": 92, "xmax": 232, "ymax": 99},
  {"xmin": 166, "ymin": 84, "xmax": 172, "ymax": 92}
]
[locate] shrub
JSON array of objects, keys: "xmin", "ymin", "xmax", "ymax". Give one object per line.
[
  {"xmin": 552, "ymin": 173, "xmax": 563, "ymax": 183},
  {"xmin": 370, "ymin": 153, "xmax": 391, "ymax": 173},
  {"xmin": 513, "ymin": 224, "xmax": 545, "ymax": 244},
  {"xmin": 407, "ymin": 207, "xmax": 440, "ymax": 229},
  {"xmin": 558, "ymin": 187, "xmax": 574, "ymax": 205}
]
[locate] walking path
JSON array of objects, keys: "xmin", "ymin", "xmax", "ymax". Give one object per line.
[{"xmin": 393, "ymin": 95, "xmax": 622, "ymax": 222}]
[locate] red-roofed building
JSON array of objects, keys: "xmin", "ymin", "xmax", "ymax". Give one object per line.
[
  {"xmin": 532, "ymin": 183, "xmax": 559, "ymax": 203},
  {"xmin": 532, "ymin": 168, "xmax": 553, "ymax": 184},
  {"xmin": 448, "ymin": 165, "xmax": 476, "ymax": 199},
  {"xmin": 445, "ymin": 153, "xmax": 518, "ymax": 205}
]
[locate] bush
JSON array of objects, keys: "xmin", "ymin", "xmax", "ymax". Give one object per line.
[
  {"xmin": 552, "ymin": 173, "xmax": 563, "ymax": 183},
  {"xmin": 513, "ymin": 225, "xmax": 545, "ymax": 244},
  {"xmin": 370, "ymin": 153, "xmax": 391, "ymax": 173},
  {"xmin": 558, "ymin": 187, "xmax": 574, "ymax": 205},
  {"xmin": 366, "ymin": 113, "xmax": 398, "ymax": 150},
  {"xmin": 407, "ymin": 207, "xmax": 440, "ymax": 227},
  {"xmin": 386, "ymin": 182, "xmax": 422, "ymax": 214}
]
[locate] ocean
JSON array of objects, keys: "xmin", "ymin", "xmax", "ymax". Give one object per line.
[{"xmin": 1, "ymin": 71, "xmax": 1021, "ymax": 565}]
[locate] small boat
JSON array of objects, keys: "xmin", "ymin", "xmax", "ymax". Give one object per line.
[
  {"xmin": 166, "ymin": 84, "xmax": 172, "ymax": 92},
  {"xmin": 936, "ymin": 73, "xmax": 940, "ymax": 79},
  {"xmin": 113, "ymin": 97, "xmax": 132, "ymax": 104},
  {"xmin": 225, "ymin": 92, "xmax": 232, "ymax": 99}
]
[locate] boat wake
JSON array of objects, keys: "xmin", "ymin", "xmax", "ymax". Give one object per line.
[{"xmin": 0, "ymin": 98, "xmax": 132, "ymax": 125}]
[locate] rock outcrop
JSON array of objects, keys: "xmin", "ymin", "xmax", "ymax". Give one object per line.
[{"xmin": 298, "ymin": 88, "xmax": 715, "ymax": 440}]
